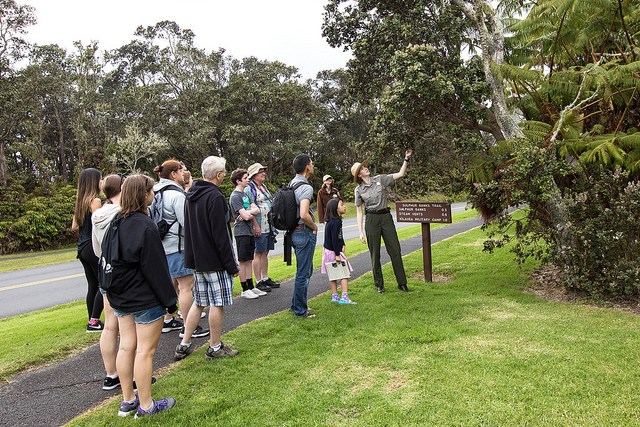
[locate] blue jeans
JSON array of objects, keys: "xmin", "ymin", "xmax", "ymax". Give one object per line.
[{"xmin": 290, "ymin": 227, "xmax": 317, "ymax": 316}]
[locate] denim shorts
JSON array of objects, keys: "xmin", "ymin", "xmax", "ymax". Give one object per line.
[
  {"xmin": 254, "ymin": 233, "xmax": 275, "ymax": 253},
  {"xmin": 113, "ymin": 305, "xmax": 165, "ymax": 324},
  {"xmin": 166, "ymin": 252, "xmax": 193, "ymax": 279}
]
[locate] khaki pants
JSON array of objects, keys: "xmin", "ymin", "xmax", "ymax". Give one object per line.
[{"xmin": 364, "ymin": 212, "xmax": 407, "ymax": 288}]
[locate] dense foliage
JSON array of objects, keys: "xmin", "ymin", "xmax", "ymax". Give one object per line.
[
  {"xmin": 475, "ymin": 0, "xmax": 640, "ymax": 297},
  {"xmin": 324, "ymin": 0, "xmax": 640, "ymax": 298},
  {"xmin": 0, "ymin": 181, "xmax": 76, "ymax": 253}
]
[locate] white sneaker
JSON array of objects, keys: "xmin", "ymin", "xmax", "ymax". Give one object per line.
[
  {"xmin": 251, "ymin": 288, "xmax": 267, "ymax": 296},
  {"xmin": 241, "ymin": 290, "xmax": 259, "ymax": 299}
]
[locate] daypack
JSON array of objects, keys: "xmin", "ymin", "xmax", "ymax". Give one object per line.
[
  {"xmin": 98, "ymin": 214, "xmax": 122, "ymax": 291},
  {"xmin": 268, "ymin": 181, "xmax": 307, "ymax": 231},
  {"xmin": 149, "ymin": 186, "xmax": 181, "ymax": 240}
]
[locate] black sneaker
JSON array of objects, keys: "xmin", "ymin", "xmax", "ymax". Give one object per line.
[
  {"xmin": 179, "ymin": 325, "xmax": 210, "ymax": 338},
  {"xmin": 265, "ymin": 278, "xmax": 280, "ymax": 288},
  {"xmin": 162, "ymin": 318, "xmax": 183, "ymax": 333},
  {"xmin": 174, "ymin": 343, "xmax": 194, "ymax": 360},
  {"xmin": 86, "ymin": 320, "xmax": 104, "ymax": 333},
  {"xmin": 255, "ymin": 281, "xmax": 272, "ymax": 292},
  {"xmin": 102, "ymin": 375, "xmax": 121, "ymax": 390},
  {"xmin": 132, "ymin": 376, "xmax": 157, "ymax": 392},
  {"xmin": 204, "ymin": 342, "xmax": 239, "ymax": 359}
]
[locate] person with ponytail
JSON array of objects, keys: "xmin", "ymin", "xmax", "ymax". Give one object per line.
[
  {"xmin": 72, "ymin": 167, "xmax": 104, "ymax": 332},
  {"xmin": 107, "ymin": 174, "xmax": 178, "ymax": 418},
  {"xmin": 92, "ymin": 174, "xmax": 124, "ymax": 391}
]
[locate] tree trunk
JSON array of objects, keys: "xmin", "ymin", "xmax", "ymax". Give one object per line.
[
  {"xmin": 0, "ymin": 141, "xmax": 6, "ymax": 186},
  {"xmin": 456, "ymin": 0, "xmax": 571, "ymax": 239},
  {"xmin": 53, "ymin": 104, "xmax": 67, "ymax": 182},
  {"xmin": 467, "ymin": 0, "xmax": 524, "ymax": 140}
]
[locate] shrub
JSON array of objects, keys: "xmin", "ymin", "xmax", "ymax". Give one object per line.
[
  {"xmin": 556, "ymin": 168, "xmax": 640, "ymax": 297},
  {"xmin": 0, "ymin": 183, "xmax": 76, "ymax": 254}
]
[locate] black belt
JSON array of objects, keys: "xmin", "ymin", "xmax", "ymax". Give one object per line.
[{"xmin": 365, "ymin": 208, "xmax": 390, "ymax": 215}]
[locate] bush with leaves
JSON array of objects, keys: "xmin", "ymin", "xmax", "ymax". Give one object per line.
[
  {"xmin": 0, "ymin": 183, "xmax": 76, "ymax": 254},
  {"xmin": 556, "ymin": 168, "xmax": 640, "ymax": 297}
]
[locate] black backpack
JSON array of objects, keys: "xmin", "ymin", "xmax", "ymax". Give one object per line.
[
  {"xmin": 98, "ymin": 214, "xmax": 123, "ymax": 291},
  {"xmin": 268, "ymin": 181, "xmax": 307, "ymax": 231},
  {"xmin": 149, "ymin": 186, "xmax": 181, "ymax": 240}
]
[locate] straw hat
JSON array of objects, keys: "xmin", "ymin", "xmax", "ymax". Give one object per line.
[
  {"xmin": 247, "ymin": 163, "xmax": 267, "ymax": 179},
  {"xmin": 350, "ymin": 160, "xmax": 368, "ymax": 182}
]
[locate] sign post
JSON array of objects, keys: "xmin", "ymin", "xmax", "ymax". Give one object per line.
[{"xmin": 396, "ymin": 202, "xmax": 452, "ymax": 282}]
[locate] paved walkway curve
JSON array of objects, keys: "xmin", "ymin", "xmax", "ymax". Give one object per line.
[{"xmin": 0, "ymin": 216, "xmax": 482, "ymax": 427}]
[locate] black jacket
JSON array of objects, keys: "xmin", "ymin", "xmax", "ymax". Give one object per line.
[
  {"xmin": 323, "ymin": 218, "xmax": 345, "ymax": 256},
  {"xmin": 106, "ymin": 212, "xmax": 177, "ymax": 313},
  {"xmin": 184, "ymin": 180, "xmax": 239, "ymax": 275}
]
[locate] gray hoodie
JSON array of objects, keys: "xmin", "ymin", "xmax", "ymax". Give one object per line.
[
  {"xmin": 91, "ymin": 203, "xmax": 120, "ymax": 257},
  {"xmin": 153, "ymin": 178, "xmax": 186, "ymax": 255}
]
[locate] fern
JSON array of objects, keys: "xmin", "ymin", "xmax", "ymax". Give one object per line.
[
  {"xmin": 580, "ymin": 141, "xmax": 626, "ymax": 165},
  {"xmin": 619, "ymin": 133, "xmax": 640, "ymax": 150}
]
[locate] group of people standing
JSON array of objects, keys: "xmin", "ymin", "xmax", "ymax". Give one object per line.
[{"xmin": 70, "ymin": 148, "xmax": 412, "ymax": 418}]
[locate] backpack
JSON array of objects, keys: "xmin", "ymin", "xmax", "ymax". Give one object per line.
[
  {"xmin": 98, "ymin": 214, "xmax": 122, "ymax": 291},
  {"xmin": 149, "ymin": 186, "xmax": 181, "ymax": 240},
  {"xmin": 268, "ymin": 181, "xmax": 307, "ymax": 231}
]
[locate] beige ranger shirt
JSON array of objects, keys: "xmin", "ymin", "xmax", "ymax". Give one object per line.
[{"xmin": 354, "ymin": 174, "xmax": 395, "ymax": 212}]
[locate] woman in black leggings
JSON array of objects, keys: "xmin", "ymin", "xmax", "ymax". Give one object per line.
[{"xmin": 72, "ymin": 167, "xmax": 104, "ymax": 332}]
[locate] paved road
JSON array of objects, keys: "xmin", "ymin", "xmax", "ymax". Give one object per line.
[
  {"xmin": 0, "ymin": 212, "xmax": 482, "ymax": 427},
  {"xmin": 0, "ymin": 202, "xmax": 467, "ymax": 318}
]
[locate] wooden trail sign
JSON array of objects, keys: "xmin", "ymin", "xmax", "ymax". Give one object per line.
[{"xmin": 396, "ymin": 202, "xmax": 452, "ymax": 282}]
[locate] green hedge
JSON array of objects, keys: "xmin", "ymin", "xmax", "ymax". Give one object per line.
[{"xmin": 0, "ymin": 182, "xmax": 76, "ymax": 254}]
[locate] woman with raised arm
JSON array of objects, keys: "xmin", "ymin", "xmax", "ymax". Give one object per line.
[{"xmin": 352, "ymin": 149, "xmax": 412, "ymax": 294}]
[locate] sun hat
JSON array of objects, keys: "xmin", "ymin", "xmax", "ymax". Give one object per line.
[
  {"xmin": 350, "ymin": 160, "xmax": 369, "ymax": 182},
  {"xmin": 247, "ymin": 163, "xmax": 267, "ymax": 179},
  {"xmin": 322, "ymin": 174, "xmax": 333, "ymax": 182}
]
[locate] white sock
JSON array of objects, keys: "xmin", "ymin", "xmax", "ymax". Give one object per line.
[{"xmin": 212, "ymin": 343, "xmax": 222, "ymax": 352}]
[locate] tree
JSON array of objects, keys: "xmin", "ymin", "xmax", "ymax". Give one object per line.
[
  {"xmin": 0, "ymin": 0, "xmax": 35, "ymax": 75},
  {"xmin": 0, "ymin": 0, "xmax": 36, "ymax": 185},
  {"xmin": 222, "ymin": 57, "xmax": 324, "ymax": 178},
  {"xmin": 311, "ymin": 69, "xmax": 373, "ymax": 181},
  {"xmin": 128, "ymin": 21, "xmax": 229, "ymax": 167},
  {"xmin": 110, "ymin": 122, "xmax": 168, "ymax": 173},
  {"xmin": 472, "ymin": 0, "xmax": 640, "ymax": 296},
  {"xmin": 20, "ymin": 45, "xmax": 72, "ymax": 182},
  {"xmin": 321, "ymin": 0, "xmax": 514, "ymax": 190}
]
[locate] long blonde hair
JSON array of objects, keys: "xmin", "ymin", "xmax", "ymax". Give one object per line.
[{"xmin": 73, "ymin": 168, "xmax": 101, "ymax": 227}]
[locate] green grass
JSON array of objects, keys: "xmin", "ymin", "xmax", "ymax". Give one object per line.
[
  {"xmin": 68, "ymin": 223, "xmax": 640, "ymax": 426},
  {"xmin": 0, "ymin": 209, "xmax": 478, "ymax": 383},
  {"xmin": 0, "ymin": 245, "xmax": 77, "ymax": 273},
  {"xmin": 258, "ymin": 207, "xmax": 479, "ymax": 291},
  {"xmin": 0, "ymin": 302, "xmax": 99, "ymax": 382}
]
